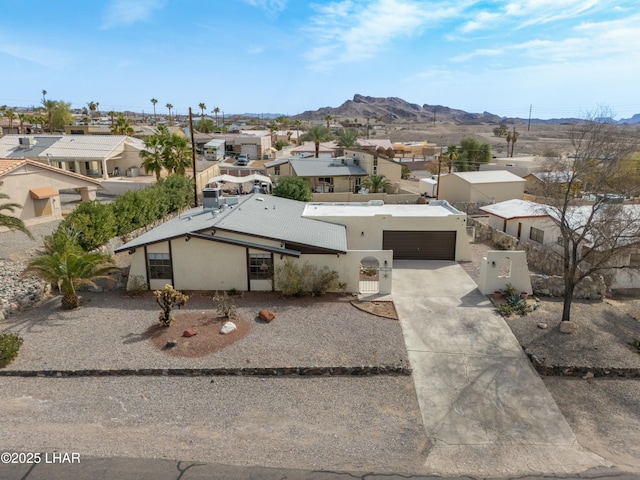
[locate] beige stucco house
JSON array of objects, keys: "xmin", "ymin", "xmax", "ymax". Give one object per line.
[
  {"xmin": 0, "ymin": 134, "xmax": 145, "ymax": 180},
  {"xmin": 265, "ymin": 149, "xmax": 402, "ymax": 194},
  {"xmin": 116, "ymin": 191, "xmax": 471, "ymax": 294},
  {"xmin": 438, "ymin": 170, "xmax": 525, "ymax": 204},
  {"xmin": 0, "ymin": 158, "xmax": 100, "ymax": 227}
]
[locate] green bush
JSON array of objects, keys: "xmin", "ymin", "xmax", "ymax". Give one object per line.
[
  {"xmin": 275, "ymin": 259, "xmax": 340, "ymax": 297},
  {"xmin": 0, "ymin": 333, "xmax": 24, "ymax": 368},
  {"xmin": 50, "ymin": 174, "xmax": 194, "ymax": 250},
  {"xmin": 629, "ymin": 338, "xmax": 640, "ymax": 353},
  {"xmin": 62, "ymin": 200, "xmax": 117, "ymax": 251}
]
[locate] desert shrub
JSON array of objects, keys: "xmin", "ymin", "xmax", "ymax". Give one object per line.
[
  {"xmin": 494, "ymin": 285, "xmax": 537, "ymax": 317},
  {"xmin": 275, "ymin": 259, "xmax": 340, "ymax": 297},
  {"xmin": 154, "ymin": 284, "xmax": 189, "ymax": 327},
  {"xmin": 213, "ymin": 291, "xmax": 237, "ymax": 319},
  {"xmin": 630, "ymin": 338, "xmax": 640, "ymax": 353},
  {"xmin": 0, "ymin": 333, "xmax": 24, "ymax": 368}
]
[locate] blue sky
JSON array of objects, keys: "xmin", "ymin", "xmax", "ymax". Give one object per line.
[{"xmin": 1, "ymin": 0, "xmax": 639, "ymax": 120}]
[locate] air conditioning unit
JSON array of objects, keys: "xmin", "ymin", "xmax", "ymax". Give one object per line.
[{"xmin": 18, "ymin": 137, "xmax": 32, "ymax": 148}]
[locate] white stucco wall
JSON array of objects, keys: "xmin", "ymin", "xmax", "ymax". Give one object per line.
[
  {"xmin": 477, "ymin": 250, "xmax": 533, "ymax": 295},
  {"xmin": 304, "ymin": 206, "xmax": 472, "ymax": 262}
]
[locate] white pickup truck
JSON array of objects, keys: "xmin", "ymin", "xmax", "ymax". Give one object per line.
[{"xmin": 236, "ymin": 154, "xmax": 250, "ymax": 166}]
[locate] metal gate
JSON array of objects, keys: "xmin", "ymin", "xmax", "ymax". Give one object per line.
[{"xmin": 359, "ymin": 257, "xmax": 380, "ymax": 294}]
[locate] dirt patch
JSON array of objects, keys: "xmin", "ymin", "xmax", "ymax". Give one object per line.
[
  {"xmin": 504, "ymin": 298, "xmax": 640, "ymax": 370},
  {"xmin": 351, "ymin": 301, "xmax": 398, "ymax": 320},
  {"xmin": 147, "ymin": 311, "xmax": 251, "ymax": 358}
]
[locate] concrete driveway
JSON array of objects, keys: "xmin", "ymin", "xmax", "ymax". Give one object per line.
[{"xmin": 392, "ymin": 260, "xmax": 607, "ymax": 477}]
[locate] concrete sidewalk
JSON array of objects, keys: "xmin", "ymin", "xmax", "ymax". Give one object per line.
[{"xmin": 392, "ymin": 260, "xmax": 607, "ymax": 477}]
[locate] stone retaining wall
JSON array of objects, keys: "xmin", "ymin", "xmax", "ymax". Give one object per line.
[{"xmin": 526, "ymin": 352, "xmax": 639, "ymax": 378}]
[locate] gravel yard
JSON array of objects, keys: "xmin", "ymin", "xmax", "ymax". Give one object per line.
[{"xmin": 1, "ymin": 291, "xmax": 409, "ymax": 372}]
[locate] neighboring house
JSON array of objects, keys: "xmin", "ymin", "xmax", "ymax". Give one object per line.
[
  {"xmin": 0, "ymin": 158, "xmax": 100, "ymax": 227},
  {"xmin": 1, "ymin": 118, "xmax": 37, "ymax": 135},
  {"xmin": 480, "ymin": 198, "xmax": 640, "ymax": 292},
  {"xmin": 264, "ymin": 149, "xmax": 402, "ymax": 193},
  {"xmin": 288, "ymin": 141, "xmax": 340, "ymax": 158},
  {"xmin": 392, "ymin": 141, "xmax": 442, "ymax": 159},
  {"xmin": 203, "ymin": 139, "xmax": 225, "ymax": 161},
  {"xmin": 479, "ymin": 199, "xmax": 558, "ymax": 247},
  {"xmin": 209, "ymin": 132, "xmax": 271, "ymax": 160},
  {"xmin": 524, "ymin": 171, "xmax": 582, "ymax": 197},
  {"xmin": 0, "ymin": 134, "xmax": 145, "ymax": 180},
  {"xmin": 438, "ymin": 170, "xmax": 525, "ymax": 204},
  {"xmin": 116, "ymin": 191, "xmax": 471, "ymax": 293}
]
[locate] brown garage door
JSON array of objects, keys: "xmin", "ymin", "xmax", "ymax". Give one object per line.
[{"xmin": 383, "ymin": 231, "xmax": 456, "ymax": 260}]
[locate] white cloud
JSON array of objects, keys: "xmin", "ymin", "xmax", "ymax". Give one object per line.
[
  {"xmin": 102, "ymin": 0, "xmax": 166, "ymax": 29},
  {"xmin": 460, "ymin": 10, "xmax": 500, "ymax": 33},
  {"xmin": 504, "ymin": 0, "xmax": 599, "ymax": 28},
  {"xmin": 0, "ymin": 40, "xmax": 71, "ymax": 69},
  {"xmin": 241, "ymin": 0, "xmax": 288, "ymax": 16},
  {"xmin": 305, "ymin": 0, "xmax": 459, "ymax": 71}
]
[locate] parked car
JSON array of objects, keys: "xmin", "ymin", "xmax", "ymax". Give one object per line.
[{"xmin": 237, "ymin": 154, "xmax": 250, "ymax": 166}]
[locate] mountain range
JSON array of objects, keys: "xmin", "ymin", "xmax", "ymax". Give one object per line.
[{"xmin": 288, "ymin": 94, "xmax": 640, "ymax": 125}]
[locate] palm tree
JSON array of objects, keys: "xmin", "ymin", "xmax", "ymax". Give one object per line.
[
  {"xmin": 0, "ymin": 192, "xmax": 33, "ymax": 239},
  {"xmin": 87, "ymin": 101, "xmax": 97, "ymax": 122},
  {"xmin": 293, "ymin": 119, "xmax": 302, "ymax": 144},
  {"xmin": 198, "ymin": 102, "xmax": 206, "ymax": 123},
  {"xmin": 506, "ymin": 130, "xmax": 513, "ymax": 157},
  {"xmin": 510, "ymin": 127, "xmax": 520, "ymax": 157},
  {"xmin": 26, "ymin": 229, "xmax": 117, "ymax": 310},
  {"xmin": 166, "ymin": 103, "xmax": 173, "ymax": 124},
  {"xmin": 150, "ymin": 98, "xmax": 158, "ymax": 123},
  {"xmin": 362, "ymin": 174, "xmax": 391, "ymax": 193},
  {"xmin": 111, "ymin": 113, "xmax": 134, "ymax": 135},
  {"xmin": 335, "ymin": 128, "xmax": 360, "ymax": 150},
  {"xmin": 300, "ymin": 125, "xmax": 332, "ymax": 158},
  {"xmin": 42, "ymin": 100, "xmax": 55, "ymax": 133},
  {"xmin": 446, "ymin": 145, "xmax": 458, "ymax": 173},
  {"xmin": 324, "ymin": 115, "xmax": 333, "ymax": 129},
  {"xmin": 18, "ymin": 113, "xmax": 27, "ymax": 134},
  {"xmin": 5, "ymin": 109, "xmax": 16, "ymax": 132},
  {"xmin": 140, "ymin": 134, "xmax": 165, "ymax": 180},
  {"xmin": 213, "ymin": 107, "xmax": 220, "ymax": 127},
  {"xmin": 166, "ymin": 134, "xmax": 191, "ymax": 175},
  {"xmin": 41, "ymin": 89, "xmax": 47, "ymax": 105}
]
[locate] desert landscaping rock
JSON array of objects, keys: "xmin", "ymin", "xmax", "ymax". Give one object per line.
[
  {"xmin": 182, "ymin": 329, "xmax": 197, "ymax": 337},
  {"xmin": 259, "ymin": 309, "xmax": 276, "ymax": 322},
  {"xmin": 220, "ymin": 321, "xmax": 236, "ymax": 334}
]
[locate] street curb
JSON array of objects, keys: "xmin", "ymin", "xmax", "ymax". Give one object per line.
[{"xmin": 0, "ymin": 365, "xmax": 413, "ymax": 378}]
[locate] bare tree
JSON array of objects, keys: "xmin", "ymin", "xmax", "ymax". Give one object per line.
[{"xmin": 536, "ymin": 107, "xmax": 640, "ymax": 324}]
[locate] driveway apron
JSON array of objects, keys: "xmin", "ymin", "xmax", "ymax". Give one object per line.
[{"xmin": 392, "ymin": 260, "xmax": 607, "ymax": 477}]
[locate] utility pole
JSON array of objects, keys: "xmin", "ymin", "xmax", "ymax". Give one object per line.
[
  {"xmin": 436, "ymin": 154, "xmax": 442, "ymax": 200},
  {"xmin": 189, "ymin": 107, "xmax": 198, "ymax": 207},
  {"xmin": 527, "ymin": 104, "xmax": 532, "ymax": 131}
]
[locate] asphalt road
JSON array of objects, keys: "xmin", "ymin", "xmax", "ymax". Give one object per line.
[{"xmin": 0, "ymin": 457, "xmax": 634, "ymax": 480}]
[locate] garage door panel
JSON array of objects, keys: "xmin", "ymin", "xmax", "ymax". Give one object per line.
[{"xmin": 383, "ymin": 231, "xmax": 456, "ymax": 260}]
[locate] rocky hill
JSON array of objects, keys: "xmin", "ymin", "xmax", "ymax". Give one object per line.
[{"xmin": 292, "ymin": 94, "xmax": 640, "ymax": 125}]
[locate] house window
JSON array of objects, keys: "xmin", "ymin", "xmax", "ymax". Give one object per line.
[
  {"xmin": 317, "ymin": 177, "xmax": 334, "ymax": 193},
  {"xmin": 249, "ymin": 254, "xmax": 272, "ymax": 280},
  {"xmin": 274, "ymin": 165, "xmax": 280, "ymax": 175},
  {"xmin": 147, "ymin": 253, "xmax": 171, "ymax": 279},
  {"xmin": 530, "ymin": 227, "xmax": 544, "ymax": 244}
]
